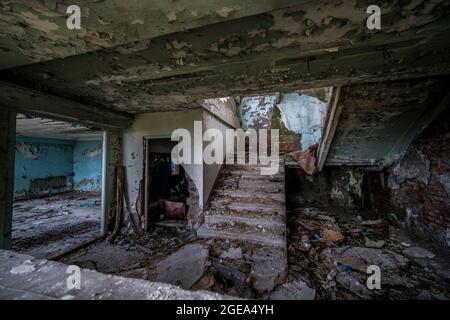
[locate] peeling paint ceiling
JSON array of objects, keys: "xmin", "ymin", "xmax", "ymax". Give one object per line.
[
  {"xmin": 0, "ymin": 0, "xmax": 450, "ymax": 116},
  {"xmin": 0, "ymin": 0, "xmax": 302, "ymax": 69}
]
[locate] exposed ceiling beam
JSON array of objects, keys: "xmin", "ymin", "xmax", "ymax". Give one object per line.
[{"xmin": 0, "ymin": 81, "xmax": 134, "ymax": 129}]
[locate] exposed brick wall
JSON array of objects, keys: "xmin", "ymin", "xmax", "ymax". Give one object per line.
[{"xmin": 370, "ymin": 107, "xmax": 450, "ymax": 246}]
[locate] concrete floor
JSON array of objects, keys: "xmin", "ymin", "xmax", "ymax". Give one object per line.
[{"xmin": 12, "ymin": 192, "xmax": 101, "ymax": 259}]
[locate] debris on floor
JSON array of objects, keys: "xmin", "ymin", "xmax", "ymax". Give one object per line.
[
  {"xmin": 12, "ymin": 192, "xmax": 101, "ymax": 259},
  {"xmin": 54, "ymin": 204, "xmax": 450, "ymax": 300},
  {"xmin": 286, "ymin": 207, "xmax": 450, "ymax": 300}
]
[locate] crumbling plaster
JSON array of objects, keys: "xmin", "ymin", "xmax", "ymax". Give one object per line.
[
  {"xmin": 0, "ymin": 0, "xmax": 303, "ymax": 69},
  {"xmin": 1, "ymin": 0, "xmax": 450, "ymax": 114}
]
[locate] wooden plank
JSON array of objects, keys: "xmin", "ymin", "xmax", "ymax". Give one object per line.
[
  {"xmin": 316, "ymin": 86, "xmax": 344, "ymax": 171},
  {"xmin": 0, "ymin": 81, "xmax": 133, "ymax": 129}
]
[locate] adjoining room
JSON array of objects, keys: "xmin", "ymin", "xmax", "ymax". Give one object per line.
[{"xmin": 12, "ymin": 114, "xmax": 104, "ymax": 259}]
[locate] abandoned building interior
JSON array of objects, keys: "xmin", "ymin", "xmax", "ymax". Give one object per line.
[{"xmin": 0, "ymin": 1, "xmax": 450, "ymax": 300}]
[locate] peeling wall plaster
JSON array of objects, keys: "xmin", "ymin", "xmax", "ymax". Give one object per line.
[
  {"xmin": 388, "ymin": 147, "xmax": 431, "ymax": 190},
  {"xmin": 239, "ymin": 95, "xmax": 277, "ymax": 130},
  {"xmin": 238, "ymin": 91, "xmax": 327, "ymax": 150},
  {"xmin": 14, "ymin": 137, "xmax": 74, "ymax": 196},
  {"xmin": 73, "ymin": 141, "xmax": 103, "ymax": 192},
  {"xmin": 279, "ymin": 92, "xmax": 327, "ymax": 150},
  {"xmin": 14, "ymin": 137, "xmax": 103, "ymax": 196}
]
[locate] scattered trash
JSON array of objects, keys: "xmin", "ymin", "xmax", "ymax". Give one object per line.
[
  {"xmin": 338, "ymin": 265, "xmax": 353, "ymax": 273},
  {"xmin": 320, "ymin": 227, "xmax": 344, "ymax": 242},
  {"xmin": 401, "ymin": 242, "xmax": 412, "ymax": 247},
  {"xmin": 312, "ymin": 234, "xmax": 321, "ymax": 241},
  {"xmin": 288, "ymin": 144, "xmax": 318, "ymax": 176},
  {"xmin": 300, "ymin": 237, "xmax": 312, "ymax": 251},
  {"xmin": 327, "ymin": 270, "xmax": 337, "ymax": 280}
]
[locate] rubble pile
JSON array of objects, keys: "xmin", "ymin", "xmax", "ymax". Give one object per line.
[{"xmin": 286, "ymin": 207, "xmax": 450, "ymax": 300}]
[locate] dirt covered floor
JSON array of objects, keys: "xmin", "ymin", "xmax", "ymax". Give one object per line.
[
  {"xmin": 55, "ymin": 207, "xmax": 450, "ymax": 300},
  {"xmin": 12, "ymin": 192, "xmax": 101, "ymax": 259}
]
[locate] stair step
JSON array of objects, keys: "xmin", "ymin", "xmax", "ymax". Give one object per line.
[
  {"xmin": 213, "ymin": 189, "xmax": 285, "ymax": 202},
  {"xmin": 218, "ymin": 180, "xmax": 285, "ymax": 192},
  {"xmin": 209, "ymin": 200, "xmax": 285, "ymax": 215},
  {"xmin": 204, "ymin": 215, "xmax": 285, "ymax": 228},
  {"xmin": 197, "ymin": 225, "xmax": 286, "ymax": 248},
  {"xmin": 221, "ymin": 172, "xmax": 285, "ymax": 182}
]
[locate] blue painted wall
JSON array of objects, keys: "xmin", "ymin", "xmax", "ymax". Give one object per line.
[
  {"xmin": 14, "ymin": 137, "xmax": 103, "ymax": 196},
  {"xmin": 73, "ymin": 141, "xmax": 103, "ymax": 191},
  {"xmin": 14, "ymin": 137, "xmax": 75, "ymax": 195}
]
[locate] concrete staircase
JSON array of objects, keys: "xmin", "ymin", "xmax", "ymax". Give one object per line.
[{"xmin": 197, "ymin": 156, "xmax": 287, "ymax": 294}]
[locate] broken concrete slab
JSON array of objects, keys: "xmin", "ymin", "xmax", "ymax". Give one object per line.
[
  {"xmin": 220, "ymin": 247, "xmax": 243, "ymax": 260},
  {"xmin": 323, "ymin": 246, "xmax": 408, "ymax": 273},
  {"xmin": 403, "ymin": 247, "xmax": 436, "ymax": 259},
  {"xmin": 0, "ymin": 249, "xmax": 228, "ymax": 300},
  {"xmin": 155, "ymin": 243, "xmax": 209, "ymax": 290},
  {"xmin": 250, "ymin": 251, "xmax": 287, "ymax": 294},
  {"xmin": 270, "ymin": 280, "xmax": 316, "ymax": 300}
]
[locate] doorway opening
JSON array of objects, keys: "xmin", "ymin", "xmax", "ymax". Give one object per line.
[{"xmin": 143, "ymin": 138, "xmax": 191, "ymax": 230}]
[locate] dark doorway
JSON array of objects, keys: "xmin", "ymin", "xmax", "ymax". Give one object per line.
[{"xmin": 144, "ymin": 139, "xmax": 189, "ymax": 230}]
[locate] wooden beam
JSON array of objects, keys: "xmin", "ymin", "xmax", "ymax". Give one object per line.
[
  {"xmin": 0, "ymin": 81, "xmax": 134, "ymax": 129},
  {"xmin": 316, "ymin": 86, "xmax": 343, "ymax": 171}
]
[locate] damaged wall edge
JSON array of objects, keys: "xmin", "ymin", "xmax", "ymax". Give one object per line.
[{"xmin": 0, "ymin": 108, "xmax": 16, "ymax": 249}]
